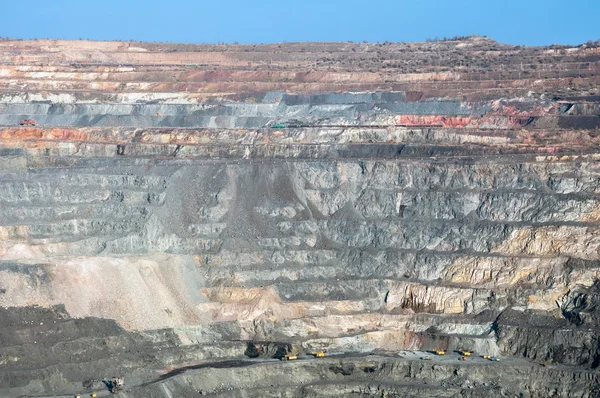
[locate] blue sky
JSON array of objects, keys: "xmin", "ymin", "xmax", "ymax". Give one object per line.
[{"xmin": 1, "ymin": 0, "xmax": 598, "ymax": 46}]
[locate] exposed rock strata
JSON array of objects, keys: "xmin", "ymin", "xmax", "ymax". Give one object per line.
[{"xmin": 0, "ymin": 36, "xmax": 599, "ymax": 396}]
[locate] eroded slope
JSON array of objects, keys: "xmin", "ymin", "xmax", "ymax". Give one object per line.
[{"xmin": 0, "ymin": 37, "xmax": 599, "ymax": 397}]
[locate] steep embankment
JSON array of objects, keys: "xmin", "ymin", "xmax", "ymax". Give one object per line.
[{"xmin": 0, "ymin": 37, "xmax": 599, "ymax": 397}]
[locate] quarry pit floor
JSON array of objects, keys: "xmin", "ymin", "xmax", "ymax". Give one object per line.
[{"xmin": 25, "ymin": 351, "xmax": 560, "ymax": 398}]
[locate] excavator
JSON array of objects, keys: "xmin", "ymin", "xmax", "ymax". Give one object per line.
[
  {"xmin": 79, "ymin": 378, "xmax": 123, "ymax": 397},
  {"xmin": 108, "ymin": 378, "xmax": 124, "ymax": 393},
  {"xmin": 20, "ymin": 119, "xmax": 37, "ymax": 126}
]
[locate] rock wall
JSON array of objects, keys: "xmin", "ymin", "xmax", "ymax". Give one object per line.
[{"xmin": 0, "ymin": 37, "xmax": 599, "ymax": 396}]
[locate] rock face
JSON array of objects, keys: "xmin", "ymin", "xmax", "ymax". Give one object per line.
[{"xmin": 0, "ymin": 36, "xmax": 599, "ymax": 397}]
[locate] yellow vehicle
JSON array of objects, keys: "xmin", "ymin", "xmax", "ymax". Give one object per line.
[
  {"xmin": 482, "ymin": 354, "xmax": 491, "ymax": 359},
  {"xmin": 311, "ymin": 351, "xmax": 326, "ymax": 358},
  {"xmin": 435, "ymin": 350, "xmax": 446, "ymax": 355},
  {"xmin": 282, "ymin": 354, "xmax": 297, "ymax": 361},
  {"xmin": 459, "ymin": 356, "xmax": 468, "ymax": 361},
  {"xmin": 460, "ymin": 350, "xmax": 472, "ymax": 356},
  {"xmin": 91, "ymin": 394, "xmax": 97, "ymax": 398},
  {"xmin": 153, "ymin": 113, "xmax": 163, "ymax": 117}
]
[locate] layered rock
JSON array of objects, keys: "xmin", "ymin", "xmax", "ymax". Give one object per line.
[{"xmin": 0, "ymin": 36, "xmax": 599, "ymax": 397}]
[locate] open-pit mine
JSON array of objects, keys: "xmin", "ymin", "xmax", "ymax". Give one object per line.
[{"xmin": 0, "ymin": 36, "xmax": 599, "ymax": 397}]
